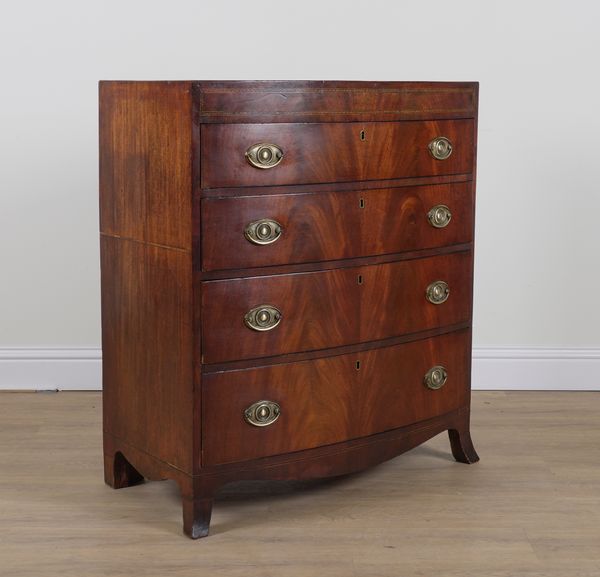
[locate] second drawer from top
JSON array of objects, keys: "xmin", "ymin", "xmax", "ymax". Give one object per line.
[{"xmin": 202, "ymin": 182, "xmax": 472, "ymax": 271}]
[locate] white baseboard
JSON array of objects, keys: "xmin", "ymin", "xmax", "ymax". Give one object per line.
[
  {"xmin": 472, "ymin": 347, "xmax": 600, "ymax": 391},
  {"xmin": 0, "ymin": 348, "xmax": 101, "ymax": 391},
  {"xmin": 0, "ymin": 347, "xmax": 599, "ymax": 391}
]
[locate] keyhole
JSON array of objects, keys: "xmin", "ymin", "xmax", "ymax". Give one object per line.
[
  {"xmin": 359, "ymin": 198, "xmax": 365, "ymax": 209},
  {"xmin": 356, "ymin": 360, "xmax": 361, "ymax": 370},
  {"xmin": 357, "ymin": 274, "xmax": 363, "ymax": 285},
  {"xmin": 360, "ymin": 129, "xmax": 366, "ymax": 141}
]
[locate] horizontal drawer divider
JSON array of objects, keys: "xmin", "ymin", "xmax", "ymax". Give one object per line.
[
  {"xmin": 198, "ymin": 243, "xmax": 472, "ymax": 281},
  {"xmin": 200, "ymin": 111, "xmax": 477, "ymax": 124},
  {"xmin": 201, "ymin": 322, "xmax": 471, "ymax": 374},
  {"xmin": 200, "ymin": 173, "xmax": 473, "ymax": 199}
]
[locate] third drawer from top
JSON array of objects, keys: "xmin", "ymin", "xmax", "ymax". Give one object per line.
[{"xmin": 201, "ymin": 251, "xmax": 472, "ymax": 364}]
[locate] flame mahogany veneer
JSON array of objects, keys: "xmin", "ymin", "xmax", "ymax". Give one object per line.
[{"xmin": 100, "ymin": 80, "xmax": 479, "ymax": 539}]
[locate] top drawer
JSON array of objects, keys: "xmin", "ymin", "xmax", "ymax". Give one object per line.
[{"xmin": 201, "ymin": 119, "xmax": 475, "ymax": 189}]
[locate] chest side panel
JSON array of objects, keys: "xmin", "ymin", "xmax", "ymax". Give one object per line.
[{"xmin": 100, "ymin": 81, "xmax": 195, "ymax": 473}]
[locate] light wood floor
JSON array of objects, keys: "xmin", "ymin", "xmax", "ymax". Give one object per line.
[{"xmin": 1, "ymin": 391, "xmax": 599, "ymax": 577}]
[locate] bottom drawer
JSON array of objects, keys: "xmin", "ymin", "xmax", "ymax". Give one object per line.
[{"xmin": 202, "ymin": 330, "xmax": 471, "ymax": 465}]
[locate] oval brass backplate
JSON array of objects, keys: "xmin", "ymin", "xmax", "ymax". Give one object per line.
[
  {"xmin": 245, "ymin": 219, "xmax": 282, "ymax": 245},
  {"xmin": 244, "ymin": 305, "xmax": 282, "ymax": 331},
  {"xmin": 426, "ymin": 280, "xmax": 450, "ymax": 305},
  {"xmin": 428, "ymin": 136, "xmax": 453, "ymax": 160},
  {"xmin": 245, "ymin": 143, "xmax": 284, "ymax": 169},
  {"xmin": 427, "ymin": 204, "xmax": 452, "ymax": 228},
  {"xmin": 244, "ymin": 400, "xmax": 281, "ymax": 427},
  {"xmin": 424, "ymin": 365, "xmax": 448, "ymax": 390}
]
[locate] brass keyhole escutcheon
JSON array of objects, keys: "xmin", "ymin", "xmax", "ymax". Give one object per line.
[
  {"xmin": 244, "ymin": 400, "xmax": 281, "ymax": 427},
  {"xmin": 424, "ymin": 365, "xmax": 448, "ymax": 390},
  {"xmin": 360, "ymin": 129, "xmax": 366, "ymax": 141}
]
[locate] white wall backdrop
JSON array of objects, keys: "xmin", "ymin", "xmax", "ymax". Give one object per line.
[{"xmin": 1, "ymin": 0, "xmax": 599, "ymax": 389}]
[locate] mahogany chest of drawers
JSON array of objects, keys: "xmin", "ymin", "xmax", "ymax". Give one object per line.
[{"xmin": 99, "ymin": 80, "xmax": 479, "ymax": 538}]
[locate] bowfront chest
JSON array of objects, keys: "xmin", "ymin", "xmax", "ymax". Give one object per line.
[{"xmin": 100, "ymin": 80, "xmax": 479, "ymax": 538}]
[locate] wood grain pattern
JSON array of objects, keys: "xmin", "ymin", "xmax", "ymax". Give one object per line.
[
  {"xmin": 202, "ymin": 322, "xmax": 471, "ymax": 374},
  {"xmin": 202, "ymin": 330, "xmax": 470, "ymax": 465},
  {"xmin": 99, "ymin": 81, "xmax": 196, "ymax": 475},
  {"xmin": 201, "ymin": 251, "xmax": 472, "ymax": 364},
  {"xmin": 199, "ymin": 243, "xmax": 473, "ymax": 281},
  {"xmin": 201, "ymin": 119, "xmax": 475, "ymax": 189},
  {"xmin": 100, "ymin": 236, "xmax": 194, "ymax": 472},
  {"xmin": 201, "ymin": 182, "xmax": 473, "ymax": 271},
  {"xmin": 99, "ymin": 81, "xmax": 193, "ymax": 249},
  {"xmin": 195, "ymin": 80, "xmax": 477, "ymax": 123},
  {"xmin": 200, "ymin": 173, "xmax": 472, "ymax": 198}
]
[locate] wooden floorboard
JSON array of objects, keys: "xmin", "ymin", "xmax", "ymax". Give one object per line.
[{"xmin": 1, "ymin": 391, "xmax": 599, "ymax": 577}]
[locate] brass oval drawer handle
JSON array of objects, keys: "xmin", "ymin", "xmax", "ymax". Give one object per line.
[
  {"xmin": 427, "ymin": 204, "xmax": 452, "ymax": 228},
  {"xmin": 244, "ymin": 305, "xmax": 282, "ymax": 331},
  {"xmin": 428, "ymin": 137, "xmax": 453, "ymax": 160},
  {"xmin": 244, "ymin": 400, "xmax": 281, "ymax": 427},
  {"xmin": 424, "ymin": 365, "xmax": 448, "ymax": 390},
  {"xmin": 245, "ymin": 143, "xmax": 284, "ymax": 169},
  {"xmin": 426, "ymin": 280, "xmax": 450, "ymax": 305},
  {"xmin": 245, "ymin": 219, "xmax": 282, "ymax": 245}
]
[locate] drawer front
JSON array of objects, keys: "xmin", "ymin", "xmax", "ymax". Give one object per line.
[
  {"xmin": 202, "ymin": 182, "xmax": 473, "ymax": 271},
  {"xmin": 201, "ymin": 120, "xmax": 474, "ymax": 189},
  {"xmin": 202, "ymin": 330, "xmax": 471, "ymax": 465},
  {"xmin": 201, "ymin": 252, "xmax": 472, "ymax": 364}
]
